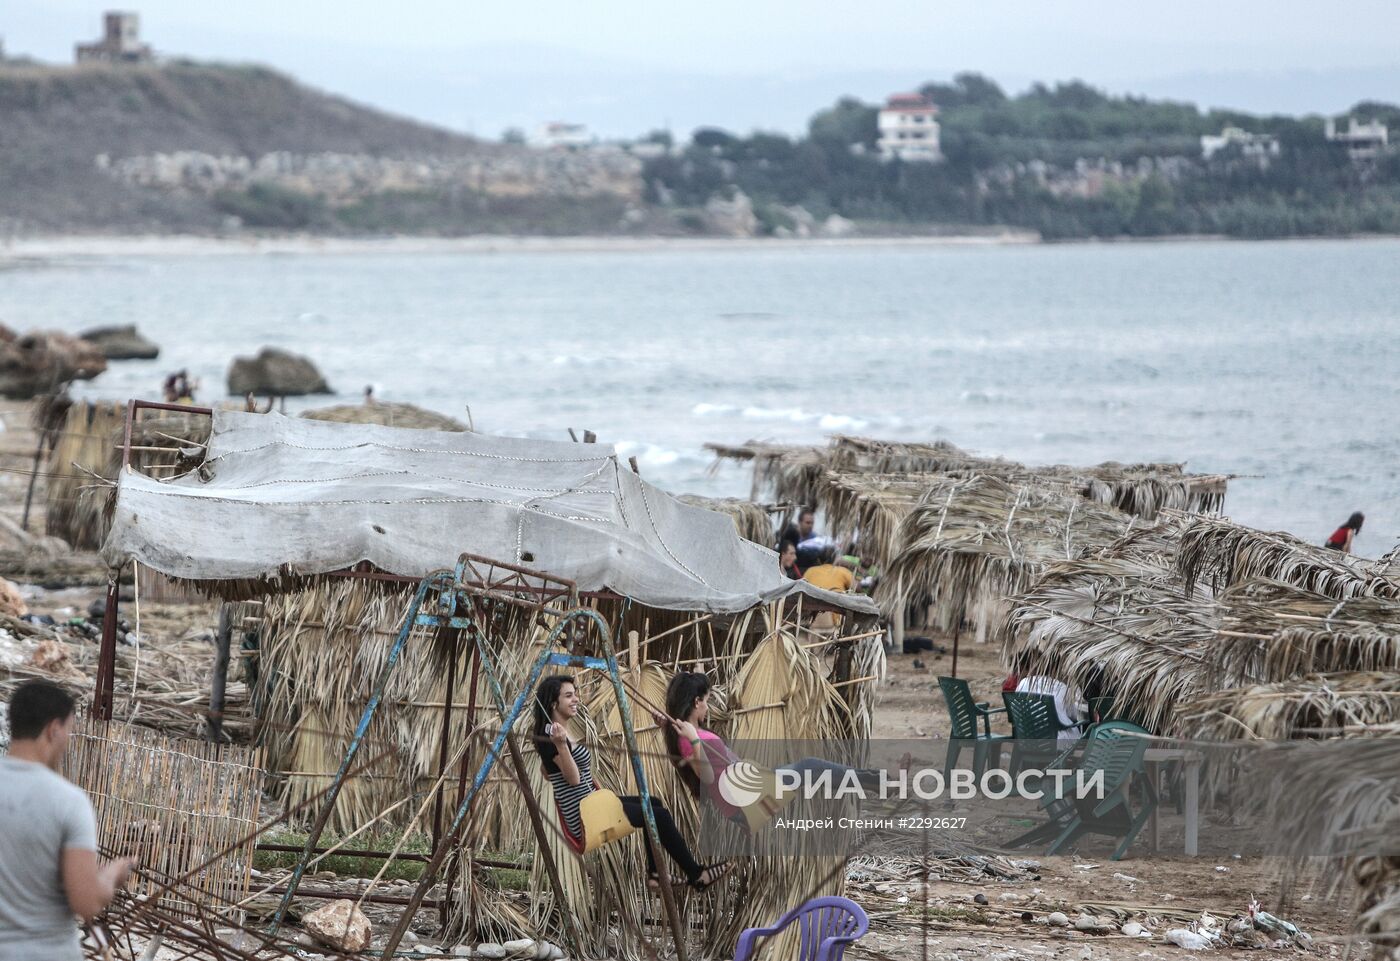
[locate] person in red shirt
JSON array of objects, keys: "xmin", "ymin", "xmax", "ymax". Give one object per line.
[{"xmin": 1324, "ymin": 512, "xmax": 1364, "ymax": 553}]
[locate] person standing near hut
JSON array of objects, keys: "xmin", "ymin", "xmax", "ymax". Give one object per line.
[
  {"xmin": 1324, "ymin": 512, "xmax": 1364, "ymax": 552},
  {"xmin": 0, "ymin": 681, "xmax": 134, "ymax": 960},
  {"xmin": 778, "ymin": 508, "xmax": 817, "ymax": 559}
]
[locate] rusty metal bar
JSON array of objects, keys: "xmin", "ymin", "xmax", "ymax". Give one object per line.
[
  {"xmin": 94, "ymin": 573, "xmax": 121, "ymax": 721},
  {"xmin": 252, "ymin": 844, "xmax": 524, "ymax": 870},
  {"xmin": 262, "ymin": 885, "xmax": 445, "ymax": 908}
]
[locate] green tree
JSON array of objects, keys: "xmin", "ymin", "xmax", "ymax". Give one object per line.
[{"xmin": 808, "ymin": 97, "xmax": 878, "ymax": 147}]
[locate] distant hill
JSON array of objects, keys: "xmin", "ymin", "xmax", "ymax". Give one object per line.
[{"xmin": 0, "ymin": 60, "xmax": 642, "ymax": 234}]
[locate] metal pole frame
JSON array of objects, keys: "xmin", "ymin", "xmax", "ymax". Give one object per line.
[{"xmin": 269, "ymin": 569, "xmax": 454, "ymax": 929}]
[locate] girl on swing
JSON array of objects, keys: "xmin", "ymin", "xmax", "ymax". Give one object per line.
[
  {"xmin": 659, "ymin": 671, "xmax": 910, "ymax": 826},
  {"xmin": 533, "ymin": 675, "xmax": 732, "ymax": 891}
]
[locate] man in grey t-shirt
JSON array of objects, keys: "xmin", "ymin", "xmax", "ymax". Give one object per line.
[{"xmin": 0, "ymin": 681, "xmax": 133, "ymax": 961}]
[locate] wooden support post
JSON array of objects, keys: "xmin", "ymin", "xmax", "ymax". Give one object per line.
[
  {"xmin": 951, "ymin": 624, "xmax": 961, "ymax": 678},
  {"xmin": 20, "ymin": 426, "xmax": 46, "ymax": 532},
  {"xmin": 889, "ymin": 600, "xmax": 905, "ymax": 655},
  {"xmin": 582, "ymin": 430, "xmax": 596, "ymax": 444},
  {"xmin": 208, "ymin": 604, "xmax": 232, "ymax": 742},
  {"xmin": 431, "ymin": 627, "xmax": 459, "ymax": 930}
]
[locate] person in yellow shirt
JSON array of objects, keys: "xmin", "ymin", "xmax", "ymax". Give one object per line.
[{"xmin": 802, "ymin": 546, "xmax": 854, "ymax": 593}]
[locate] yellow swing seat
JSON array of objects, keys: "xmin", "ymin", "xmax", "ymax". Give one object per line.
[
  {"xmin": 577, "ymin": 789, "xmax": 638, "ymax": 853},
  {"xmin": 732, "ymin": 763, "xmax": 796, "ymax": 834}
]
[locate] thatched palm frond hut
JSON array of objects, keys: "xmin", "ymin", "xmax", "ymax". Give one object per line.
[
  {"xmin": 704, "ymin": 441, "xmax": 824, "ymax": 503},
  {"xmin": 1176, "ymin": 671, "xmax": 1400, "ymax": 740},
  {"xmin": 710, "ymin": 436, "xmax": 1232, "ymax": 531},
  {"xmin": 1179, "ymin": 514, "xmax": 1400, "ymax": 600},
  {"xmin": 1204, "ymin": 579, "xmax": 1400, "ymax": 689},
  {"xmin": 676, "ymin": 494, "xmax": 778, "ymax": 546},
  {"xmin": 880, "ymin": 474, "xmax": 1140, "ymax": 642},
  {"xmin": 1005, "ymin": 520, "xmax": 1219, "ymax": 733}
]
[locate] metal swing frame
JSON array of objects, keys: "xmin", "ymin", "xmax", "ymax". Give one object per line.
[{"xmin": 269, "ymin": 552, "xmax": 691, "ymax": 961}]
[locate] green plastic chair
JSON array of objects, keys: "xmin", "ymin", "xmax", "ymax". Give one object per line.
[
  {"xmin": 937, "ymin": 677, "xmax": 1011, "ymax": 781},
  {"xmin": 1042, "ymin": 721, "xmax": 1157, "ymax": 860},
  {"xmin": 1002, "ymin": 691, "xmax": 1079, "ymax": 776}
]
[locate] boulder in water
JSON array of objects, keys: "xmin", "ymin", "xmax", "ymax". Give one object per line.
[
  {"xmin": 227, "ymin": 347, "xmax": 331, "ymax": 396},
  {"xmin": 0, "ymin": 327, "xmax": 108, "ymax": 399},
  {"xmin": 78, "ymin": 324, "xmax": 161, "ymax": 360}
]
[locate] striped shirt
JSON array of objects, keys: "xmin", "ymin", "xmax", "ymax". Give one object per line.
[{"xmin": 543, "ymin": 739, "xmax": 594, "ymax": 840}]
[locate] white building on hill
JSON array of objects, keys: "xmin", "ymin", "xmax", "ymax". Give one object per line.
[
  {"xmin": 877, "ymin": 93, "xmax": 942, "ymax": 163},
  {"xmin": 535, "ymin": 122, "xmax": 593, "ymax": 150},
  {"xmin": 1325, "ymin": 117, "xmax": 1390, "ymax": 162},
  {"xmin": 1200, "ymin": 126, "xmax": 1280, "ymax": 163}
]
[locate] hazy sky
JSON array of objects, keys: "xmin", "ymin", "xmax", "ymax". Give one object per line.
[{"xmin": 7, "ymin": 1, "xmax": 1400, "ymax": 138}]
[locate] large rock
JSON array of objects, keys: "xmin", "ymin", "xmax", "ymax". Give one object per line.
[
  {"xmin": 302, "ymin": 899, "xmax": 372, "ymax": 952},
  {"xmin": 78, "ymin": 324, "xmax": 160, "ymax": 360},
  {"xmin": 0, "ymin": 327, "xmax": 108, "ymax": 399},
  {"xmin": 704, "ymin": 189, "xmax": 758, "ymax": 237},
  {"xmin": 227, "ymin": 347, "xmax": 331, "ymax": 396}
]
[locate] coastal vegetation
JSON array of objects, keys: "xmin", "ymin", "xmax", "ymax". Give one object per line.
[
  {"xmin": 644, "ymin": 74, "xmax": 1400, "ymax": 239},
  {"xmin": 2, "ymin": 58, "xmax": 1398, "ymax": 239}
]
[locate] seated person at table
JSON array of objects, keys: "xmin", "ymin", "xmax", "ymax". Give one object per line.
[{"xmin": 1014, "ymin": 671, "xmax": 1086, "ymax": 743}]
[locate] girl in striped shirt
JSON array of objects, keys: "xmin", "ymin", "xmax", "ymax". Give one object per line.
[{"xmin": 534, "ymin": 675, "xmax": 732, "ymax": 890}]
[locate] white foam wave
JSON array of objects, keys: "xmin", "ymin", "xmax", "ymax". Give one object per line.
[{"xmin": 613, "ymin": 440, "xmax": 681, "ymax": 466}]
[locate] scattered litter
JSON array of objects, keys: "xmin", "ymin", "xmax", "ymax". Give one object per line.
[
  {"xmin": 1076, "ymin": 914, "xmax": 1112, "ymax": 933},
  {"xmin": 1074, "ymin": 864, "xmax": 1101, "ymax": 871},
  {"xmin": 1213, "ymin": 866, "xmax": 1228, "ymax": 873},
  {"xmin": 1248, "ymin": 898, "xmax": 1312, "ymax": 948},
  {"xmin": 1112, "ymin": 872, "xmax": 1139, "ymax": 883},
  {"xmin": 1165, "ymin": 929, "xmax": 1211, "ymax": 950},
  {"xmin": 973, "ymin": 893, "xmax": 989, "ymax": 905}
]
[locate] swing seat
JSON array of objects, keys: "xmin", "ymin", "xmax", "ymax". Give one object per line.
[
  {"xmin": 579, "ymin": 789, "xmax": 637, "ymax": 853},
  {"xmin": 735, "ymin": 765, "xmax": 795, "ymax": 834},
  {"xmin": 558, "ymin": 786, "xmax": 638, "ymax": 854}
]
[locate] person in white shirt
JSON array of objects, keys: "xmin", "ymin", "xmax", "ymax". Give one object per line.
[
  {"xmin": 1014, "ymin": 674, "xmax": 1087, "ymax": 743},
  {"xmin": 1, "ymin": 681, "xmax": 134, "ymax": 961}
]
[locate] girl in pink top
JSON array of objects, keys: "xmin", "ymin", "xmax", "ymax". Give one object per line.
[
  {"xmin": 660, "ymin": 672, "xmax": 908, "ymax": 827},
  {"xmin": 661, "ymin": 673, "xmax": 744, "ymax": 821}
]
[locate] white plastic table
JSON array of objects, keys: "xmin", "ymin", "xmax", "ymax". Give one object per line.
[{"xmin": 1143, "ymin": 747, "xmax": 1202, "ymax": 856}]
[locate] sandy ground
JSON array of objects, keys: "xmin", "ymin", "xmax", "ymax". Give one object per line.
[
  {"xmin": 857, "ymin": 639, "xmax": 1358, "ymax": 961},
  {"xmin": 0, "ymin": 231, "xmax": 1040, "ymax": 263}
]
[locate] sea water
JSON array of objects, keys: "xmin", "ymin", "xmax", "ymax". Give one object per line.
[{"xmin": 2, "ymin": 237, "xmax": 1396, "ymax": 554}]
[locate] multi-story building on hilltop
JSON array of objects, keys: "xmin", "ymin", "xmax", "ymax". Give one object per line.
[{"xmin": 877, "ymin": 93, "xmax": 943, "ymax": 163}]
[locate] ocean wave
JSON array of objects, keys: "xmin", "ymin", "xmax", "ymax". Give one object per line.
[
  {"xmin": 818, "ymin": 413, "xmax": 869, "ymax": 430},
  {"xmin": 613, "ymin": 440, "xmax": 684, "ymax": 467},
  {"xmin": 959, "ymin": 389, "xmax": 1012, "ymax": 405},
  {"xmin": 691, "ymin": 402, "xmax": 738, "ymax": 417}
]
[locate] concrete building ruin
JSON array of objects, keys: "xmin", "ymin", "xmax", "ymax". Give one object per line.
[{"xmin": 76, "ymin": 11, "xmax": 153, "ymax": 64}]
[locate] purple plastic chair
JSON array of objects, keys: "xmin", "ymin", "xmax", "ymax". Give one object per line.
[{"xmin": 734, "ymin": 896, "xmax": 869, "ymax": 961}]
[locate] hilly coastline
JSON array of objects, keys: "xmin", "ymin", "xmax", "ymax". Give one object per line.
[
  {"xmin": 0, "ymin": 60, "xmax": 643, "ymax": 235},
  {"xmin": 2, "ymin": 59, "xmax": 1399, "ymax": 240}
]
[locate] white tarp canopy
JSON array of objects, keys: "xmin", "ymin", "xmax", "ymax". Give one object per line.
[{"xmin": 102, "ymin": 411, "xmax": 877, "ymax": 615}]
